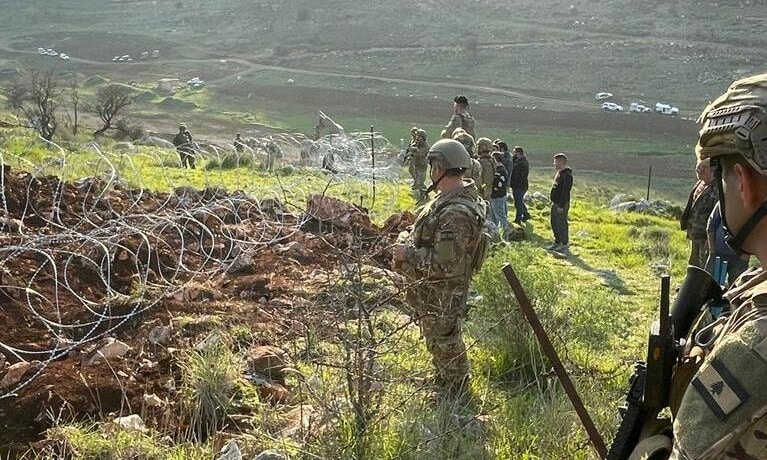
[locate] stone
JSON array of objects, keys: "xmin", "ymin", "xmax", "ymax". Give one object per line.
[
  {"xmin": 246, "ymin": 345, "xmax": 290, "ymax": 382},
  {"xmin": 113, "ymin": 414, "xmax": 146, "ymax": 432},
  {"xmin": 256, "ymin": 381, "xmax": 290, "ymax": 404},
  {"xmin": 217, "ymin": 440, "xmax": 242, "ymax": 460},
  {"xmin": 143, "ymin": 393, "xmax": 165, "ymax": 408},
  {"xmin": 281, "ymin": 404, "xmax": 317, "ymax": 438},
  {"xmin": 254, "ymin": 450, "xmax": 288, "ymax": 460},
  {"xmin": 85, "ymin": 338, "xmax": 130, "ymax": 365},
  {"xmin": 148, "ymin": 326, "xmax": 172, "ymax": 345},
  {"xmin": 0, "ymin": 361, "xmax": 34, "ymax": 390}
]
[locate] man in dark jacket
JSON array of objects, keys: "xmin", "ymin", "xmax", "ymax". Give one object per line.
[
  {"xmin": 679, "ymin": 158, "xmax": 718, "ymax": 267},
  {"xmin": 510, "ymin": 146, "xmax": 531, "ymax": 223},
  {"xmin": 548, "ymin": 153, "xmax": 573, "ymax": 253}
]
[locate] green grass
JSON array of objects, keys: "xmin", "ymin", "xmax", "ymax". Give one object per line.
[{"xmin": 2, "ymin": 130, "xmax": 697, "ymax": 459}]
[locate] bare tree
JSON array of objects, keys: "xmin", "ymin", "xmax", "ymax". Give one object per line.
[
  {"xmin": 93, "ymin": 84, "xmax": 132, "ymax": 136},
  {"xmin": 21, "ymin": 71, "xmax": 60, "ymax": 141},
  {"xmin": 5, "ymin": 80, "xmax": 29, "ymax": 111},
  {"xmin": 70, "ymin": 79, "xmax": 80, "ymax": 135}
]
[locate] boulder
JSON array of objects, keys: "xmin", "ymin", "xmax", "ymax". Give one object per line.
[
  {"xmin": 0, "ymin": 361, "xmax": 35, "ymax": 390},
  {"xmin": 113, "ymin": 414, "xmax": 146, "ymax": 432},
  {"xmin": 217, "ymin": 440, "xmax": 242, "ymax": 460},
  {"xmin": 85, "ymin": 338, "xmax": 130, "ymax": 365},
  {"xmin": 254, "ymin": 450, "xmax": 288, "ymax": 460},
  {"xmin": 246, "ymin": 345, "xmax": 290, "ymax": 382},
  {"xmin": 148, "ymin": 325, "xmax": 172, "ymax": 345}
]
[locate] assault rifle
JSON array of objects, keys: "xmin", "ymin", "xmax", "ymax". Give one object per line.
[{"xmin": 502, "ymin": 264, "xmax": 723, "ymax": 460}]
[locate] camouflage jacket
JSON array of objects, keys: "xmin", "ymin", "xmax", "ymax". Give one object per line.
[
  {"xmin": 407, "ymin": 140, "xmax": 430, "ymax": 166},
  {"xmin": 477, "ymin": 154, "xmax": 496, "ymax": 201},
  {"xmin": 443, "ymin": 111, "xmax": 476, "ymax": 139},
  {"xmin": 466, "ymin": 158, "xmax": 482, "ymax": 187},
  {"xmin": 680, "ymin": 181, "xmax": 718, "ymax": 240},
  {"xmin": 671, "ymin": 268, "xmax": 767, "ymax": 460},
  {"xmin": 394, "ymin": 182, "xmax": 486, "ymax": 314}
]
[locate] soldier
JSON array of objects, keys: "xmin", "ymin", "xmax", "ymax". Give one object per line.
[
  {"xmin": 441, "ymin": 95, "xmax": 476, "ymax": 139},
  {"xmin": 406, "ymin": 129, "xmax": 430, "ymax": 194},
  {"xmin": 680, "ymin": 158, "xmax": 719, "ymax": 268},
  {"xmin": 452, "ymin": 129, "xmax": 482, "ymax": 186},
  {"xmin": 393, "ymin": 139, "xmax": 488, "ymax": 395},
  {"xmin": 233, "ymin": 133, "xmax": 245, "ymax": 153},
  {"xmin": 664, "ymin": 73, "xmax": 767, "ymax": 460},
  {"xmin": 173, "ymin": 124, "xmax": 195, "ymax": 169},
  {"xmin": 476, "ymin": 137, "xmax": 497, "ymax": 201}
]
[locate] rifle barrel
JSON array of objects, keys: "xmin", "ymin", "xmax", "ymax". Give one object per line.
[{"xmin": 503, "ymin": 263, "xmax": 608, "ymax": 459}]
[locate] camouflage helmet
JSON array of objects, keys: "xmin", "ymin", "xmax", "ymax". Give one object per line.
[
  {"xmin": 452, "ymin": 130, "xmax": 476, "ymax": 157},
  {"xmin": 427, "ymin": 139, "xmax": 471, "ymax": 170},
  {"xmin": 410, "ymin": 126, "xmax": 419, "ymax": 135},
  {"xmin": 696, "ymin": 73, "xmax": 767, "ymax": 175},
  {"xmin": 416, "ymin": 129, "xmax": 427, "ymax": 139},
  {"xmin": 476, "ymin": 137, "xmax": 494, "ymax": 153}
]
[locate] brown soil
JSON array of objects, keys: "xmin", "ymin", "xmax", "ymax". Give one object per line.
[{"xmin": 0, "ymin": 165, "xmax": 412, "ymax": 456}]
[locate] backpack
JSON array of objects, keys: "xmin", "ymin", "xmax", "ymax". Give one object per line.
[{"xmin": 436, "ymin": 196, "xmax": 490, "ymax": 274}]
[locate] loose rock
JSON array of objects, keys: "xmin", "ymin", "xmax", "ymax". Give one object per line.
[
  {"xmin": 246, "ymin": 345, "xmax": 290, "ymax": 382},
  {"xmin": 254, "ymin": 450, "xmax": 288, "ymax": 460}
]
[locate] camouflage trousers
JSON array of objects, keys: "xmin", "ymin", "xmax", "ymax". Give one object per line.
[
  {"xmin": 409, "ymin": 161, "xmax": 427, "ymax": 193},
  {"xmin": 418, "ymin": 306, "xmax": 469, "ymax": 388}
]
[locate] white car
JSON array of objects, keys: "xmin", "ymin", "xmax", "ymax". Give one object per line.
[
  {"xmin": 112, "ymin": 56, "xmax": 120, "ymax": 62},
  {"xmin": 37, "ymin": 47, "xmax": 46, "ymax": 54},
  {"xmin": 595, "ymin": 92, "xmax": 613, "ymax": 100},
  {"xmin": 46, "ymin": 49, "xmax": 58, "ymax": 56},
  {"xmin": 59, "ymin": 53, "xmax": 70, "ymax": 60},
  {"xmin": 630, "ymin": 103, "xmax": 651, "ymax": 113},
  {"xmin": 602, "ymin": 102, "xmax": 623, "ymax": 111},
  {"xmin": 655, "ymin": 102, "xmax": 680, "ymax": 116}
]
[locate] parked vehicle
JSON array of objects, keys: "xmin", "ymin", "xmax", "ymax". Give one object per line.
[
  {"xmin": 601, "ymin": 102, "xmax": 623, "ymax": 111},
  {"xmin": 630, "ymin": 102, "xmax": 651, "ymax": 113},
  {"xmin": 37, "ymin": 47, "xmax": 46, "ymax": 54},
  {"xmin": 59, "ymin": 53, "xmax": 70, "ymax": 60},
  {"xmin": 655, "ymin": 102, "xmax": 680, "ymax": 116},
  {"xmin": 595, "ymin": 92, "xmax": 613, "ymax": 100}
]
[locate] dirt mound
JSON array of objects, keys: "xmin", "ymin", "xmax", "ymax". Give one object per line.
[{"xmin": 0, "ymin": 165, "xmax": 404, "ymax": 454}]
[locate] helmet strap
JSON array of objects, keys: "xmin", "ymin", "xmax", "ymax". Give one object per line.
[{"xmin": 713, "ymin": 157, "xmax": 767, "ymax": 255}]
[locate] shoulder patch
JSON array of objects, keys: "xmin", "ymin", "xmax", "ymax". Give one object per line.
[{"xmin": 692, "ymin": 359, "xmax": 750, "ymax": 420}]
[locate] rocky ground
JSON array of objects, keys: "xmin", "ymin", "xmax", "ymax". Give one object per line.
[{"xmin": 0, "ymin": 164, "xmax": 415, "ymax": 457}]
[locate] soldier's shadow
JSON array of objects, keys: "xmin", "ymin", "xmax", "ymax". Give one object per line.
[{"xmin": 557, "ymin": 252, "xmax": 633, "ymax": 295}]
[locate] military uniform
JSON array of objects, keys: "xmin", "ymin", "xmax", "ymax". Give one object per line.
[
  {"xmin": 443, "ymin": 110, "xmax": 476, "ymax": 139},
  {"xmin": 681, "ymin": 181, "xmax": 719, "ymax": 268},
  {"xmin": 671, "ymin": 269, "xmax": 767, "ymax": 460},
  {"xmin": 394, "ymin": 182, "xmax": 487, "ymax": 388},
  {"xmin": 477, "ymin": 153, "xmax": 496, "ymax": 201},
  {"xmin": 173, "ymin": 128, "xmax": 195, "ymax": 169},
  {"xmin": 407, "ymin": 136, "xmax": 430, "ymax": 193}
]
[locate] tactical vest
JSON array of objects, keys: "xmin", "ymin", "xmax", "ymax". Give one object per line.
[
  {"xmin": 412, "ymin": 192, "xmax": 490, "ymax": 277},
  {"xmin": 672, "ymin": 271, "xmax": 767, "ymax": 459}
]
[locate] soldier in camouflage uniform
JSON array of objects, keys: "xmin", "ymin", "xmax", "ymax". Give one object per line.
[
  {"xmin": 406, "ymin": 129, "xmax": 430, "ymax": 194},
  {"xmin": 476, "ymin": 137, "xmax": 497, "ymax": 202},
  {"xmin": 661, "ymin": 73, "xmax": 767, "ymax": 460},
  {"xmin": 441, "ymin": 95, "xmax": 476, "ymax": 139},
  {"xmin": 452, "ymin": 129, "xmax": 482, "ymax": 186},
  {"xmin": 393, "ymin": 139, "xmax": 488, "ymax": 394},
  {"xmin": 680, "ymin": 159, "xmax": 719, "ymax": 268}
]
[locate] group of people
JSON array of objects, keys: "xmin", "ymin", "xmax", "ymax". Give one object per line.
[
  {"xmin": 403, "ymin": 97, "xmax": 532, "ymax": 233},
  {"xmin": 393, "ymin": 94, "xmax": 575, "ymax": 396},
  {"xmin": 681, "ymin": 157, "xmax": 751, "ymax": 284},
  {"xmin": 394, "ymin": 74, "xmax": 767, "ymax": 460}
]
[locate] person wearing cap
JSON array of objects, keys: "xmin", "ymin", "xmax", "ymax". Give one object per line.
[
  {"xmin": 173, "ymin": 124, "xmax": 195, "ymax": 169},
  {"xmin": 510, "ymin": 146, "xmax": 531, "ymax": 223},
  {"xmin": 405, "ymin": 129, "xmax": 430, "ymax": 195},
  {"xmin": 392, "ymin": 139, "xmax": 488, "ymax": 395},
  {"xmin": 680, "ymin": 158, "xmax": 719, "ymax": 268},
  {"xmin": 441, "ymin": 95, "xmax": 476, "ymax": 139},
  {"xmin": 548, "ymin": 153, "xmax": 573, "ymax": 253},
  {"xmin": 645, "ymin": 73, "xmax": 767, "ymax": 460}
]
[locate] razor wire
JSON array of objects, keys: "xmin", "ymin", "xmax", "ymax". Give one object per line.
[{"xmin": 0, "ymin": 130, "xmax": 406, "ymax": 400}]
